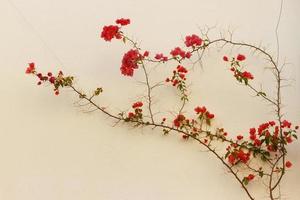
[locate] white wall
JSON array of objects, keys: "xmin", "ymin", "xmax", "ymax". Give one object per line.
[{"xmin": 0, "ymin": 0, "xmax": 299, "ymax": 199}]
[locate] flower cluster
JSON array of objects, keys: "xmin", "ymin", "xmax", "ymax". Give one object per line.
[
  {"xmin": 194, "ymin": 105, "xmax": 215, "ymax": 126},
  {"xmin": 171, "ymin": 105, "xmax": 217, "ymax": 141},
  {"xmin": 226, "ymin": 120, "xmax": 298, "ymax": 169},
  {"xmin": 115, "ymin": 18, "xmax": 130, "ymax": 26},
  {"xmin": 25, "ymin": 63, "xmax": 35, "ymax": 74},
  {"xmin": 184, "ymin": 34, "xmax": 203, "ymax": 48},
  {"xmin": 101, "ymin": 18, "xmax": 130, "ymax": 41},
  {"xmin": 25, "ymin": 63, "xmax": 73, "ymax": 95},
  {"xmin": 120, "ymin": 49, "xmax": 143, "ymax": 76},
  {"xmin": 126, "ymin": 101, "xmax": 143, "ymax": 122},
  {"xmin": 223, "ymin": 54, "xmax": 254, "ymax": 85},
  {"xmin": 101, "ymin": 25, "xmax": 121, "ymax": 41},
  {"xmin": 226, "ymin": 148, "xmax": 251, "ymax": 165},
  {"xmin": 248, "ymin": 120, "xmax": 297, "ymax": 154},
  {"xmin": 173, "ymin": 114, "xmax": 186, "ymax": 128},
  {"xmin": 165, "ymin": 65, "xmax": 189, "ymax": 101},
  {"xmin": 170, "ymin": 47, "xmax": 191, "ymax": 60},
  {"xmin": 154, "ymin": 53, "xmax": 168, "ymax": 62}
]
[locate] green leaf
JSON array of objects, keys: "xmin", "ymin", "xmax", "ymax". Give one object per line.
[
  {"xmin": 257, "ymin": 92, "xmax": 267, "ymax": 97},
  {"xmin": 292, "ymin": 134, "xmax": 298, "ymax": 139}
]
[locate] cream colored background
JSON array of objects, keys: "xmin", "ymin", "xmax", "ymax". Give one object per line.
[{"xmin": 0, "ymin": 0, "xmax": 299, "ymax": 199}]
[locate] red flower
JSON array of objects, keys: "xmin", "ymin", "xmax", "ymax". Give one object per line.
[
  {"xmin": 250, "ymin": 134, "xmax": 256, "ymax": 141},
  {"xmin": 177, "ymin": 65, "xmax": 188, "ymax": 73},
  {"xmin": 241, "ymin": 71, "xmax": 254, "ymax": 80},
  {"xmin": 269, "ymin": 121, "xmax": 276, "ymax": 126},
  {"xmin": 254, "ymin": 139, "xmax": 261, "ymax": 146},
  {"xmin": 246, "ymin": 174, "xmax": 255, "ymax": 181},
  {"xmin": 281, "ymin": 120, "xmax": 291, "ymax": 128},
  {"xmin": 185, "ymin": 34, "xmax": 202, "ymax": 47},
  {"xmin": 172, "ymin": 79, "xmax": 179, "ymax": 86},
  {"xmin": 25, "ymin": 63, "xmax": 35, "ymax": 74},
  {"xmin": 185, "ymin": 52, "xmax": 192, "ymax": 58},
  {"xmin": 155, "ymin": 53, "xmax": 163, "ymax": 60},
  {"xmin": 132, "ymin": 101, "xmax": 143, "ymax": 109},
  {"xmin": 170, "ymin": 47, "xmax": 186, "ymax": 58},
  {"xmin": 55, "ymin": 90, "xmax": 59, "ymax": 95},
  {"xmin": 228, "ymin": 154, "xmax": 236, "ymax": 165},
  {"xmin": 285, "ymin": 161, "xmax": 292, "ymax": 168},
  {"xmin": 49, "ymin": 77, "xmax": 56, "ymax": 84},
  {"xmin": 286, "ymin": 136, "xmax": 293, "ymax": 143},
  {"xmin": 237, "ymin": 150, "xmax": 250, "ymax": 163},
  {"xmin": 194, "ymin": 106, "xmax": 207, "ymax": 114},
  {"xmin": 120, "ymin": 66, "xmax": 134, "ymax": 76},
  {"xmin": 182, "ymin": 135, "xmax": 189, "ymax": 140},
  {"xmin": 115, "ymin": 18, "xmax": 130, "ymax": 26},
  {"xmin": 155, "ymin": 53, "xmax": 168, "ymax": 61},
  {"xmin": 236, "ymin": 54, "xmax": 246, "ymax": 61},
  {"xmin": 101, "ymin": 25, "xmax": 121, "ymax": 41},
  {"xmin": 223, "ymin": 56, "xmax": 228, "ymax": 61},
  {"xmin": 205, "ymin": 112, "xmax": 215, "ymax": 119},
  {"xmin": 258, "ymin": 123, "xmax": 269, "ymax": 135},
  {"xmin": 120, "ymin": 49, "xmax": 142, "ymax": 76},
  {"xmin": 128, "ymin": 112, "xmax": 135, "ymax": 118},
  {"xmin": 173, "ymin": 114, "xmax": 186, "ymax": 127},
  {"xmin": 237, "ymin": 135, "xmax": 244, "ymax": 140},
  {"xmin": 143, "ymin": 51, "xmax": 149, "ymax": 57},
  {"xmin": 249, "ymin": 128, "xmax": 256, "ymax": 135}
]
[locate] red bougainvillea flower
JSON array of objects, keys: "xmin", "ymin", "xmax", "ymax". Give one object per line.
[
  {"xmin": 254, "ymin": 139, "xmax": 261, "ymax": 146},
  {"xmin": 170, "ymin": 47, "xmax": 186, "ymax": 58},
  {"xmin": 143, "ymin": 51, "xmax": 149, "ymax": 57},
  {"xmin": 241, "ymin": 71, "xmax": 254, "ymax": 80},
  {"xmin": 49, "ymin": 76, "xmax": 56, "ymax": 84},
  {"xmin": 115, "ymin": 18, "xmax": 130, "ymax": 26},
  {"xmin": 120, "ymin": 49, "xmax": 142, "ymax": 76},
  {"xmin": 182, "ymin": 134, "xmax": 189, "ymax": 140},
  {"xmin": 101, "ymin": 25, "xmax": 121, "ymax": 41},
  {"xmin": 177, "ymin": 65, "xmax": 188, "ymax": 73},
  {"xmin": 185, "ymin": 34, "xmax": 202, "ymax": 47},
  {"xmin": 237, "ymin": 135, "xmax": 244, "ymax": 140},
  {"xmin": 285, "ymin": 161, "xmax": 292, "ymax": 168},
  {"xmin": 132, "ymin": 101, "xmax": 143, "ymax": 109},
  {"xmin": 286, "ymin": 136, "xmax": 293, "ymax": 143},
  {"xmin": 185, "ymin": 52, "xmax": 192, "ymax": 58},
  {"xmin": 155, "ymin": 53, "xmax": 168, "ymax": 61},
  {"xmin": 223, "ymin": 56, "xmax": 228, "ymax": 61},
  {"xmin": 205, "ymin": 111, "xmax": 215, "ymax": 119},
  {"xmin": 269, "ymin": 121, "xmax": 276, "ymax": 126},
  {"xmin": 194, "ymin": 106, "xmax": 207, "ymax": 114},
  {"xmin": 236, "ymin": 54, "xmax": 246, "ymax": 61},
  {"xmin": 173, "ymin": 114, "xmax": 186, "ymax": 127},
  {"xmin": 228, "ymin": 154, "xmax": 236, "ymax": 165},
  {"xmin": 128, "ymin": 112, "xmax": 135, "ymax": 118},
  {"xmin": 249, "ymin": 128, "xmax": 256, "ymax": 135},
  {"xmin": 25, "ymin": 63, "xmax": 35, "ymax": 74},
  {"xmin": 155, "ymin": 53, "xmax": 163, "ymax": 60},
  {"xmin": 281, "ymin": 120, "xmax": 292, "ymax": 128},
  {"xmin": 246, "ymin": 174, "xmax": 255, "ymax": 181}
]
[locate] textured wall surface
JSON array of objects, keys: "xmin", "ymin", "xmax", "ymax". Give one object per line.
[{"xmin": 0, "ymin": 0, "xmax": 299, "ymax": 199}]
